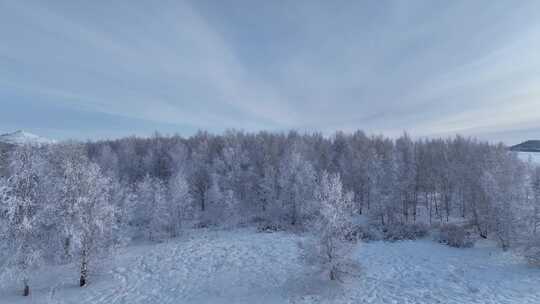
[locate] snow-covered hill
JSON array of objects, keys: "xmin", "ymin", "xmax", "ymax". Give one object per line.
[
  {"xmin": 510, "ymin": 140, "xmax": 540, "ymax": 153},
  {"xmin": 510, "ymin": 140, "xmax": 540, "ymax": 164},
  {"xmin": 0, "ymin": 130, "xmax": 55, "ymax": 146},
  {"xmin": 1, "ymin": 229, "xmax": 539, "ymax": 304}
]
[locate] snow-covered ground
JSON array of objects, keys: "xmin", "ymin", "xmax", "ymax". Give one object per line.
[
  {"xmin": 1, "ymin": 229, "xmax": 540, "ymax": 304},
  {"xmin": 341, "ymin": 240, "xmax": 540, "ymax": 304},
  {"xmin": 517, "ymin": 151, "xmax": 540, "ymax": 164}
]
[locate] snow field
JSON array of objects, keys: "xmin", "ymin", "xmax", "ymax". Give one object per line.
[
  {"xmin": 1, "ymin": 229, "xmax": 305, "ymax": 304},
  {"xmin": 1, "ymin": 229, "xmax": 540, "ymax": 304},
  {"xmin": 347, "ymin": 239, "xmax": 540, "ymax": 304}
]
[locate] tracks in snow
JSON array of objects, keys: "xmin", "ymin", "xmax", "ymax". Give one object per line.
[
  {"xmin": 3, "ymin": 230, "xmax": 540, "ymax": 304},
  {"xmin": 77, "ymin": 230, "xmax": 303, "ymax": 304}
]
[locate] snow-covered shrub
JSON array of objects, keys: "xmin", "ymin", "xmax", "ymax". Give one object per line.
[
  {"xmin": 345, "ymin": 223, "xmax": 383, "ymax": 242},
  {"xmin": 525, "ymin": 247, "xmax": 540, "ymax": 266},
  {"xmin": 256, "ymin": 221, "xmax": 284, "ymax": 233},
  {"xmin": 193, "ymin": 220, "xmax": 214, "ymax": 229},
  {"xmin": 438, "ymin": 224, "xmax": 473, "ymax": 248},
  {"xmin": 383, "ymin": 223, "xmax": 429, "ymax": 241},
  {"xmin": 524, "ymin": 237, "xmax": 540, "ymax": 266}
]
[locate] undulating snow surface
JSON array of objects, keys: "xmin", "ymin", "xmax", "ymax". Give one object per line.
[
  {"xmin": 1, "ymin": 229, "xmax": 539, "ymax": 304},
  {"xmin": 0, "ymin": 130, "xmax": 55, "ymax": 145},
  {"xmin": 341, "ymin": 240, "xmax": 540, "ymax": 304}
]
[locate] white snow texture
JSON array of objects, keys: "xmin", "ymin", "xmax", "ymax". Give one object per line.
[{"xmin": 1, "ymin": 229, "xmax": 539, "ymax": 304}]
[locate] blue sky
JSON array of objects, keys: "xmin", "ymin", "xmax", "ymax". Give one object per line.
[{"xmin": 1, "ymin": 0, "xmax": 540, "ymax": 143}]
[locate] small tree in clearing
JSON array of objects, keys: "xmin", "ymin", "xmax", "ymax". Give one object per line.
[
  {"xmin": 314, "ymin": 171, "xmax": 357, "ymax": 281},
  {"xmin": 69, "ymin": 162, "xmax": 115, "ymax": 287}
]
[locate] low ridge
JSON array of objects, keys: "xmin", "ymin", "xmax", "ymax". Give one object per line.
[
  {"xmin": 0, "ymin": 130, "xmax": 55, "ymax": 145},
  {"xmin": 510, "ymin": 140, "xmax": 540, "ymax": 152}
]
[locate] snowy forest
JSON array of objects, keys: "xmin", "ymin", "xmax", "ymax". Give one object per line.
[{"xmin": 1, "ymin": 130, "xmax": 540, "ymax": 298}]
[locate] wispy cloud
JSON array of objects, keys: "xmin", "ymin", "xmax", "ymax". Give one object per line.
[{"xmin": 1, "ymin": 0, "xmax": 539, "ymax": 143}]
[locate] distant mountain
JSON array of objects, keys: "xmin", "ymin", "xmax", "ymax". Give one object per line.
[
  {"xmin": 509, "ymin": 140, "xmax": 540, "ymax": 153},
  {"xmin": 0, "ymin": 130, "xmax": 56, "ymax": 146}
]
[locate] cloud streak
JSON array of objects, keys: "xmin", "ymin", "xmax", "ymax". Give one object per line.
[{"xmin": 1, "ymin": 0, "xmax": 539, "ymax": 143}]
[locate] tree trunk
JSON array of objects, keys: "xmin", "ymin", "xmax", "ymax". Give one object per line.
[
  {"xmin": 412, "ymin": 190, "xmax": 418, "ymax": 223},
  {"xmin": 291, "ymin": 200, "xmax": 297, "ymax": 226},
  {"xmin": 461, "ymin": 190, "xmax": 466, "ymax": 218},
  {"xmin": 479, "ymin": 226, "xmax": 488, "ymax": 239},
  {"xmin": 80, "ymin": 250, "xmax": 88, "ymax": 287},
  {"xmin": 367, "ymin": 192, "xmax": 370, "ymax": 211},
  {"xmin": 201, "ymin": 196, "xmax": 205, "ymax": 212},
  {"xmin": 64, "ymin": 237, "xmax": 71, "ymax": 260},
  {"xmin": 428, "ymin": 193, "xmax": 432, "ymax": 225},
  {"xmin": 403, "ymin": 198, "xmax": 408, "ymax": 224},
  {"xmin": 23, "ymin": 279, "xmax": 29, "ymax": 296},
  {"xmin": 444, "ymin": 191, "xmax": 450, "ymax": 223},
  {"xmin": 329, "ymin": 266, "xmax": 337, "ymax": 281},
  {"xmin": 434, "ymin": 194, "xmax": 438, "ymax": 216}
]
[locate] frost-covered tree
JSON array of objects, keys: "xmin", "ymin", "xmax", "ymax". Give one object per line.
[
  {"xmin": 63, "ymin": 160, "xmax": 115, "ymax": 287},
  {"xmin": 47, "ymin": 144, "xmax": 91, "ymax": 261},
  {"xmin": 200, "ymin": 174, "xmax": 224, "ymax": 226},
  {"xmin": 0, "ymin": 129, "xmax": 536, "ymax": 293},
  {"xmin": 313, "ymin": 171, "xmax": 357, "ymax": 281},
  {"xmin": 481, "ymin": 150, "xmax": 526, "ymax": 250},
  {"xmin": 148, "ymin": 179, "xmax": 170, "ymax": 241},
  {"xmin": 188, "ymin": 135, "xmax": 212, "ymax": 213},
  {"xmin": 94, "ymin": 144, "xmax": 120, "ymax": 179},
  {"xmin": 395, "ymin": 133, "xmax": 417, "ymax": 223},
  {"xmin": 278, "ymin": 151, "xmax": 316, "ymax": 227},
  {"xmin": 530, "ymin": 167, "xmax": 540, "ymax": 235},
  {"xmin": 168, "ymin": 170, "xmax": 192, "ymax": 236},
  {"xmin": 107, "ymin": 179, "xmax": 135, "ymax": 246},
  {"xmin": 46, "ymin": 143, "xmax": 116, "ymax": 286},
  {"xmin": 369, "ymin": 139, "xmax": 399, "ymax": 227},
  {"xmin": 0, "ymin": 145, "xmax": 47, "ymax": 296},
  {"xmin": 133, "ymin": 175, "xmax": 169, "ymax": 241},
  {"xmin": 132, "ymin": 175, "xmax": 154, "ymax": 237},
  {"xmin": 257, "ymin": 165, "xmax": 277, "ymax": 216}
]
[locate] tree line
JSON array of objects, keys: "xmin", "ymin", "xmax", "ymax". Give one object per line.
[{"xmin": 1, "ymin": 130, "xmax": 539, "ymax": 294}]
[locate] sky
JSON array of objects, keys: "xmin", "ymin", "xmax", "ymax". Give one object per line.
[{"xmin": 1, "ymin": 0, "xmax": 540, "ymax": 144}]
